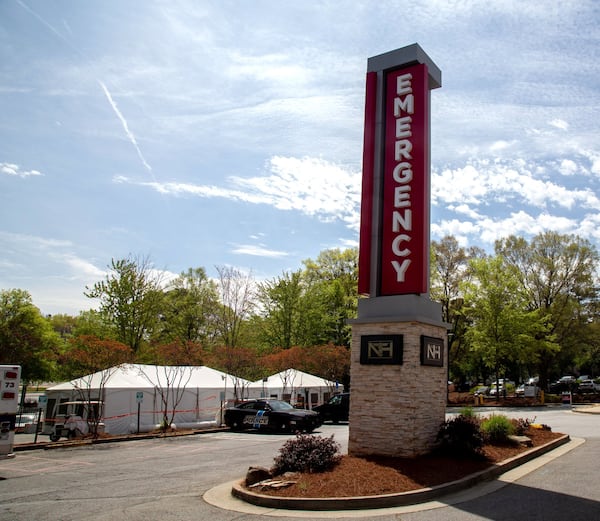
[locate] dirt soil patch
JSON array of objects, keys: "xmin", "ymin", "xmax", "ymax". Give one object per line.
[{"xmin": 256, "ymin": 428, "xmax": 563, "ymax": 498}]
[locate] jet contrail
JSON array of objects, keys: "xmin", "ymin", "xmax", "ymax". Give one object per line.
[
  {"xmin": 18, "ymin": 1, "xmax": 154, "ymax": 176},
  {"xmin": 99, "ymin": 81, "xmax": 153, "ymax": 173}
]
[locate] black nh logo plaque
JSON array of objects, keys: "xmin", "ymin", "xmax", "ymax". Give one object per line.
[
  {"xmin": 360, "ymin": 335, "xmax": 403, "ymax": 365},
  {"xmin": 421, "ymin": 336, "xmax": 444, "ymax": 366}
]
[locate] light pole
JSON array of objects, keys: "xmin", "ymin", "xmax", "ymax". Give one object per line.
[
  {"xmin": 447, "ymin": 331, "xmax": 454, "ymax": 403},
  {"xmin": 220, "ymin": 375, "xmax": 227, "ymax": 426},
  {"xmin": 261, "ymin": 377, "xmax": 268, "ymax": 398}
]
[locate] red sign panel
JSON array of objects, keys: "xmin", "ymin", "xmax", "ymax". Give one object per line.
[
  {"xmin": 357, "ymin": 72, "xmax": 378, "ymax": 295},
  {"xmin": 380, "ymin": 63, "xmax": 429, "ymax": 295}
]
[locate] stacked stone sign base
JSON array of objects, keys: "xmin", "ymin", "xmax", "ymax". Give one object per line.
[{"xmin": 348, "ymin": 295, "xmax": 448, "ymax": 458}]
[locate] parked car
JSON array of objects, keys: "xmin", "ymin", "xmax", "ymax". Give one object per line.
[
  {"xmin": 549, "ymin": 376, "xmax": 578, "ymax": 394},
  {"xmin": 224, "ymin": 399, "xmax": 322, "ymax": 433},
  {"xmin": 558, "ymin": 375, "xmax": 576, "ymax": 383},
  {"xmin": 515, "ymin": 384, "xmax": 525, "ymax": 397},
  {"xmin": 15, "ymin": 413, "xmax": 39, "ymax": 434},
  {"xmin": 313, "ymin": 393, "xmax": 350, "ymax": 423},
  {"xmin": 577, "ymin": 379, "xmax": 600, "ymax": 393},
  {"xmin": 489, "ymin": 385, "xmax": 505, "ymax": 397},
  {"xmin": 473, "ymin": 385, "xmax": 489, "ymax": 396},
  {"xmin": 489, "ymin": 379, "xmax": 514, "ymax": 388}
]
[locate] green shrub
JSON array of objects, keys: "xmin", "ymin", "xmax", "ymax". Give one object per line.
[
  {"xmin": 436, "ymin": 414, "xmax": 484, "ymax": 458},
  {"xmin": 272, "ymin": 433, "xmax": 341, "ymax": 474},
  {"xmin": 544, "ymin": 393, "xmax": 562, "ymax": 403},
  {"xmin": 481, "ymin": 414, "xmax": 515, "ymax": 444}
]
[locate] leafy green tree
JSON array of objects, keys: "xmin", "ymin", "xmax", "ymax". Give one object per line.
[
  {"xmin": 155, "ymin": 267, "xmax": 219, "ymax": 347},
  {"xmin": 0, "ymin": 289, "xmax": 61, "ymax": 384},
  {"xmin": 302, "ymin": 248, "xmax": 358, "ymax": 347},
  {"xmin": 48, "ymin": 313, "xmax": 78, "ymax": 340},
  {"xmin": 431, "ymin": 236, "xmax": 469, "ymax": 323},
  {"xmin": 577, "ymin": 320, "xmax": 600, "ymax": 377},
  {"xmin": 85, "ymin": 255, "xmax": 164, "ymax": 353},
  {"xmin": 430, "ymin": 236, "xmax": 484, "ymax": 385},
  {"xmin": 72, "ymin": 310, "xmax": 118, "ymax": 340},
  {"xmin": 496, "ymin": 232, "xmax": 599, "ymax": 388},
  {"xmin": 257, "ymin": 270, "xmax": 308, "ymax": 350},
  {"xmin": 462, "ymin": 256, "xmax": 543, "ymax": 394}
]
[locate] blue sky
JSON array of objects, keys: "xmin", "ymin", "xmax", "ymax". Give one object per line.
[{"xmin": 1, "ymin": 0, "xmax": 599, "ymax": 316}]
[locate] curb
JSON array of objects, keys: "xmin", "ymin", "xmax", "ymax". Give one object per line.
[
  {"xmin": 573, "ymin": 405, "xmax": 600, "ymax": 415},
  {"xmin": 13, "ymin": 426, "xmax": 230, "ymax": 452},
  {"xmin": 231, "ymin": 434, "xmax": 570, "ymax": 511}
]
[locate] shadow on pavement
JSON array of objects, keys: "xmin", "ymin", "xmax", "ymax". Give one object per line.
[{"xmin": 455, "ymin": 482, "xmax": 600, "ymax": 520}]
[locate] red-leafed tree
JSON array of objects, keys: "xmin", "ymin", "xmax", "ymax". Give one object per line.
[
  {"xmin": 260, "ymin": 344, "xmax": 350, "ymax": 396},
  {"xmin": 261, "ymin": 346, "xmax": 308, "ymax": 398},
  {"xmin": 207, "ymin": 345, "xmax": 260, "ymax": 400},
  {"xmin": 302, "ymin": 343, "xmax": 350, "ymax": 392},
  {"xmin": 261, "ymin": 346, "xmax": 307, "ymax": 373},
  {"xmin": 147, "ymin": 340, "xmax": 205, "ymax": 366},
  {"xmin": 66, "ymin": 335, "xmax": 134, "ymax": 437}
]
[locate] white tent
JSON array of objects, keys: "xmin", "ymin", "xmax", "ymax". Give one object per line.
[
  {"xmin": 248, "ymin": 369, "xmax": 343, "ymax": 409},
  {"xmin": 44, "ymin": 364, "xmax": 247, "ymax": 434}
]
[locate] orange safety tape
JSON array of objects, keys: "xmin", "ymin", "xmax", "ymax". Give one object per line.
[{"xmin": 44, "ymin": 406, "xmax": 219, "ymax": 423}]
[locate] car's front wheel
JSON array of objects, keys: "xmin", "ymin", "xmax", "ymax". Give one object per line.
[{"xmin": 228, "ymin": 419, "xmax": 243, "ymax": 431}]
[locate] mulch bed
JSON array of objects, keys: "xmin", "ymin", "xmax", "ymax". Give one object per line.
[{"xmin": 256, "ymin": 428, "xmax": 563, "ymax": 498}]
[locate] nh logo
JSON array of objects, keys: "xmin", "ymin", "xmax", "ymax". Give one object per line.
[
  {"xmin": 368, "ymin": 341, "xmax": 394, "ymax": 359},
  {"xmin": 421, "ymin": 336, "xmax": 444, "ymax": 366},
  {"xmin": 427, "ymin": 343, "xmax": 441, "ymax": 360},
  {"xmin": 360, "ymin": 335, "xmax": 403, "ymax": 365}
]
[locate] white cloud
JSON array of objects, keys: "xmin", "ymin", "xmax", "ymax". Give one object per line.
[
  {"xmin": 489, "ymin": 140, "xmax": 514, "ymax": 152},
  {"xmin": 449, "ymin": 204, "xmax": 481, "ymax": 219},
  {"xmin": 431, "ymin": 219, "xmax": 480, "ymax": 247},
  {"xmin": 62, "ymin": 255, "xmax": 107, "ymax": 280},
  {"xmin": 578, "ymin": 213, "xmax": 600, "ymax": 242},
  {"xmin": 432, "ymin": 210, "xmax": 585, "ymax": 249},
  {"xmin": 227, "ymin": 52, "xmax": 311, "ymax": 87},
  {"xmin": 234, "ymin": 156, "xmax": 360, "ymax": 225},
  {"xmin": 549, "ymin": 119, "xmax": 569, "ymax": 130},
  {"xmin": 231, "ymin": 244, "xmax": 289, "ymax": 258},
  {"xmin": 433, "ymin": 158, "xmax": 599, "ymax": 211},
  {"xmin": 338, "ymin": 237, "xmax": 359, "ymax": 249},
  {"xmin": 1, "ymin": 162, "xmax": 43, "ymax": 178},
  {"xmin": 432, "ymin": 163, "xmax": 489, "ymax": 205},
  {"xmin": 559, "ymin": 159, "xmax": 578, "ymax": 176},
  {"xmin": 117, "ymin": 155, "xmax": 362, "ymax": 229}
]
